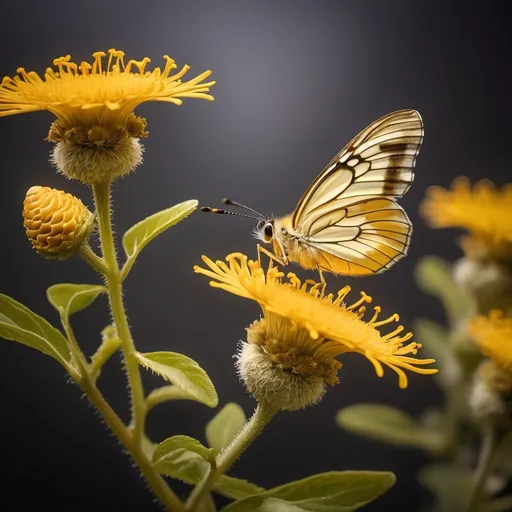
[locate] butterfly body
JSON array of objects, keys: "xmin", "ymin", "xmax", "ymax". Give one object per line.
[{"xmin": 253, "ymin": 109, "xmax": 423, "ymax": 277}]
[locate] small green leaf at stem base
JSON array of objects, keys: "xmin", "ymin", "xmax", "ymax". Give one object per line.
[
  {"xmin": 47, "ymin": 283, "xmax": 106, "ymax": 316},
  {"xmin": 153, "ymin": 436, "xmax": 215, "ymax": 483},
  {"xmin": 122, "ymin": 200, "xmax": 198, "ymax": 277},
  {"xmin": 135, "ymin": 351, "xmax": 218, "ymax": 407},
  {"xmin": 0, "ymin": 293, "xmax": 70, "ymax": 365},
  {"xmin": 336, "ymin": 404, "xmax": 443, "ymax": 453},
  {"xmin": 206, "ymin": 403, "xmax": 247, "ymax": 452},
  {"xmin": 220, "ymin": 471, "xmax": 396, "ymax": 512}
]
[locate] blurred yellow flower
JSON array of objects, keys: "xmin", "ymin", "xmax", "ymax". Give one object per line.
[
  {"xmin": 469, "ymin": 310, "xmax": 512, "ymax": 372},
  {"xmin": 421, "ymin": 177, "xmax": 512, "ymax": 257},
  {"xmin": 194, "ymin": 253, "xmax": 437, "ymax": 389},
  {"xmin": 0, "ymin": 49, "xmax": 214, "ymax": 134}
]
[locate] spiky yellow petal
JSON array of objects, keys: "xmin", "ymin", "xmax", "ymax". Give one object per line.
[{"xmin": 195, "ymin": 253, "xmax": 437, "ymax": 389}]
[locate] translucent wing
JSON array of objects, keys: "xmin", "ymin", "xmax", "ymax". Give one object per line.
[
  {"xmin": 304, "ymin": 197, "xmax": 412, "ymax": 275},
  {"xmin": 292, "ymin": 110, "xmax": 422, "ymax": 276}
]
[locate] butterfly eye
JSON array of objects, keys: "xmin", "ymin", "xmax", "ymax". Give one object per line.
[{"xmin": 263, "ymin": 222, "xmax": 274, "ymax": 242}]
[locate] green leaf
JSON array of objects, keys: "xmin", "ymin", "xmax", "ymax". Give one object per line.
[
  {"xmin": 153, "ymin": 436, "xmax": 213, "ymax": 483},
  {"xmin": 413, "ymin": 319, "xmax": 461, "ymax": 387},
  {"xmin": 215, "ymin": 475, "xmax": 265, "ymax": 500},
  {"xmin": 336, "ymin": 404, "xmax": 443, "ymax": 452},
  {"xmin": 419, "ymin": 464, "xmax": 473, "ymax": 512},
  {"xmin": 415, "ymin": 256, "xmax": 476, "ymax": 324},
  {"xmin": 206, "ymin": 403, "xmax": 247, "ymax": 451},
  {"xmin": 47, "ymin": 283, "xmax": 106, "ymax": 316},
  {"xmin": 135, "ymin": 351, "xmax": 218, "ymax": 407},
  {"xmin": 0, "ymin": 294, "xmax": 70, "ymax": 365},
  {"xmin": 221, "ymin": 471, "xmax": 395, "ymax": 512},
  {"xmin": 123, "ymin": 200, "xmax": 198, "ymax": 260}
]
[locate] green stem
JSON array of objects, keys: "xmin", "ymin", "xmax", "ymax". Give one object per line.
[
  {"xmin": 468, "ymin": 423, "xmax": 499, "ymax": 512},
  {"xmin": 92, "ymin": 181, "xmax": 146, "ymax": 444},
  {"xmin": 186, "ymin": 404, "xmax": 276, "ymax": 511},
  {"xmin": 61, "ymin": 313, "xmax": 90, "ymax": 379},
  {"xmin": 79, "ymin": 243, "xmax": 109, "ymax": 275},
  {"xmin": 78, "ymin": 374, "xmax": 185, "ymax": 512}
]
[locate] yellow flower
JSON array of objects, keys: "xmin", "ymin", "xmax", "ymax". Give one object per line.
[
  {"xmin": 194, "ymin": 253, "xmax": 437, "ymax": 391},
  {"xmin": 0, "ymin": 49, "xmax": 214, "ymax": 131},
  {"xmin": 421, "ymin": 177, "xmax": 512, "ymax": 257},
  {"xmin": 468, "ymin": 311, "xmax": 512, "ymax": 424},
  {"xmin": 0, "ymin": 49, "xmax": 215, "ymax": 183},
  {"xmin": 469, "ymin": 310, "xmax": 512, "ymax": 373}
]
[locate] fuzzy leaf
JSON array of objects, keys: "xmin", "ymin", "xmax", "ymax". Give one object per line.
[
  {"xmin": 415, "ymin": 256, "xmax": 476, "ymax": 324},
  {"xmin": 215, "ymin": 476, "xmax": 265, "ymax": 500},
  {"xmin": 123, "ymin": 200, "xmax": 197, "ymax": 260},
  {"xmin": 221, "ymin": 471, "xmax": 395, "ymax": 512},
  {"xmin": 0, "ymin": 294, "xmax": 70, "ymax": 365},
  {"xmin": 336, "ymin": 404, "xmax": 442, "ymax": 452},
  {"xmin": 153, "ymin": 436, "xmax": 212, "ymax": 483},
  {"xmin": 47, "ymin": 283, "xmax": 106, "ymax": 316},
  {"xmin": 206, "ymin": 403, "xmax": 247, "ymax": 451},
  {"xmin": 135, "ymin": 351, "xmax": 218, "ymax": 407}
]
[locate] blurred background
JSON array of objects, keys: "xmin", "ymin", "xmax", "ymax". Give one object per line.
[{"xmin": 0, "ymin": 1, "xmax": 510, "ymax": 510}]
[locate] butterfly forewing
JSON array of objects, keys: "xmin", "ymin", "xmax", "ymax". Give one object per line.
[{"xmin": 290, "ymin": 109, "xmax": 422, "ymax": 276}]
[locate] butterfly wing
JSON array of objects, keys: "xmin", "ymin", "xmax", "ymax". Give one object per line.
[{"xmin": 292, "ymin": 109, "xmax": 423, "ymax": 276}]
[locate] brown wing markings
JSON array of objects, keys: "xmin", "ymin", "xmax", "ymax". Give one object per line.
[{"xmin": 292, "ymin": 110, "xmax": 422, "ymax": 226}]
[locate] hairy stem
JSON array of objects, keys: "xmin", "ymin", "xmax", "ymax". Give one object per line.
[
  {"xmin": 79, "ymin": 243, "xmax": 109, "ymax": 275},
  {"xmin": 92, "ymin": 181, "xmax": 146, "ymax": 443},
  {"xmin": 91, "ymin": 182, "xmax": 184, "ymax": 510},
  {"xmin": 186, "ymin": 404, "xmax": 276, "ymax": 511},
  {"xmin": 79, "ymin": 374, "xmax": 185, "ymax": 512},
  {"xmin": 468, "ymin": 423, "xmax": 498, "ymax": 512}
]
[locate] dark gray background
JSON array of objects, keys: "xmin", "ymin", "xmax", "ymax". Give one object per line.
[{"xmin": 0, "ymin": 1, "xmax": 510, "ymax": 510}]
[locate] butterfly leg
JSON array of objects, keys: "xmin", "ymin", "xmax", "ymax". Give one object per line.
[
  {"xmin": 257, "ymin": 244, "xmax": 286, "ymax": 272},
  {"xmin": 317, "ymin": 266, "xmax": 327, "ymax": 296}
]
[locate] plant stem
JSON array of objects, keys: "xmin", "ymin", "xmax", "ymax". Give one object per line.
[
  {"xmin": 92, "ymin": 181, "xmax": 147, "ymax": 444},
  {"xmin": 186, "ymin": 404, "xmax": 276, "ymax": 511},
  {"xmin": 90, "ymin": 181, "xmax": 185, "ymax": 511},
  {"xmin": 79, "ymin": 243, "xmax": 109, "ymax": 275},
  {"xmin": 78, "ymin": 374, "xmax": 185, "ymax": 512},
  {"xmin": 468, "ymin": 423, "xmax": 499, "ymax": 512}
]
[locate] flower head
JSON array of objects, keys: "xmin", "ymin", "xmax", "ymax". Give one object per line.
[
  {"xmin": 0, "ymin": 49, "xmax": 214, "ymax": 129},
  {"xmin": 1, "ymin": 49, "xmax": 215, "ymax": 183},
  {"xmin": 22, "ymin": 186, "xmax": 94, "ymax": 259},
  {"xmin": 421, "ymin": 177, "xmax": 512, "ymax": 258},
  {"xmin": 469, "ymin": 311, "xmax": 512, "ymax": 373},
  {"xmin": 194, "ymin": 253, "xmax": 437, "ymax": 397},
  {"xmin": 468, "ymin": 311, "xmax": 512, "ymax": 425}
]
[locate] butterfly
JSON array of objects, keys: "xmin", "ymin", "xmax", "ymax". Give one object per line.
[{"xmin": 202, "ymin": 109, "xmax": 424, "ymax": 282}]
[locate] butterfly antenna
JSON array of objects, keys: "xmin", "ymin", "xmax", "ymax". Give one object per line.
[
  {"xmin": 200, "ymin": 206, "xmax": 260, "ymax": 220},
  {"xmin": 222, "ymin": 198, "xmax": 265, "ymax": 219}
]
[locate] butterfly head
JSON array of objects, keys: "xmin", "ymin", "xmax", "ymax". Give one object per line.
[{"xmin": 254, "ymin": 219, "xmax": 275, "ymax": 244}]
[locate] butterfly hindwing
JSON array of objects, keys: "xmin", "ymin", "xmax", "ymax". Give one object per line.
[{"xmin": 305, "ymin": 197, "xmax": 412, "ymax": 275}]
